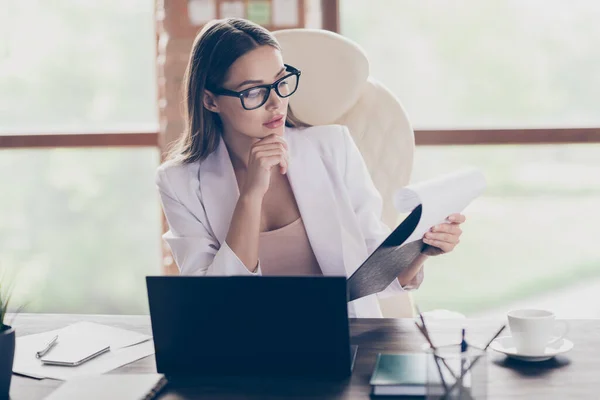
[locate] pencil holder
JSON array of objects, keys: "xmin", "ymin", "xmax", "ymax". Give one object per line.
[{"xmin": 426, "ymin": 344, "xmax": 488, "ymax": 400}]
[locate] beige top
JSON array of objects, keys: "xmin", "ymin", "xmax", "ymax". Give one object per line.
[{"xmin": 258, "ymin": 217, "xmax": 323, "ymax": 276}]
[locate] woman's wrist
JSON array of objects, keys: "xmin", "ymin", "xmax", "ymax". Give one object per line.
[
  {"xmin": 238, "ymin": 189, "xmax": 264, "ymax": 207},
  {"xmin": 397, "ymin": 254, "xmax": 428, "ymax": 287}
]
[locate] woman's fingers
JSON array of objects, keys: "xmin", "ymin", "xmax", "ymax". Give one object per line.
[
  {"xmin": 256, "ymin": 145, "xmax": 289, "ymax": 158},
  {"xmin": 279, "ymin": 154, "xmax": 288, "ymax": 174},
  {"xmin": 255, "ymin": 134, "xmax": 288, "ymax": 150},
  {"xmin": 254, "ymin": 149, "xmax": 285, "ymax": 159},
  {"xmin": 421, "ymin": 214, "xmax": 466, "ymax": 254},
  {"xmin": 423, "ymin": 221, "xmax": 464, "ymax": 254},
  {"xmin": 256, "ymin": 153, "xmax": 287, "ymax": 175},
  {"xmin": 251, "ymin": 137, "xmax": 289, "ymax": 175},
  {"xmin": 257, "ymin": 154, "xmax": 287, "ymax": 172},
  {"xmin": 251, "ymin": 143, "xmax": 287, "ymax": 157},
  {"xmin": 448, "ymin": 213, "xmax": 466, "ymax": 224},
  {"xmin": 424, "ymin": 231, "xmax": 459, "ymax": 244},
  {"xmin": 254, "ymin": 149, "xmax": 288, "ymax": 173},
  {"xmin": 431, "ymin": 223, "xmax": 462, "ymax": 235},
  {"xmin": 422, "ymin": 238, "xmax": 454, "ymax": 253}
]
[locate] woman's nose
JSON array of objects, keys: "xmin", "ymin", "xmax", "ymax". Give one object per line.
[{"xmin": 265, "ymin": 88, "xmax": 284, "ymax": 110}]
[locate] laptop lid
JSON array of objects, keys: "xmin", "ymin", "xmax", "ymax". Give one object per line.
[{"xmin": 146, "ymin": 276, "xmax": 354, "ymax": 378}]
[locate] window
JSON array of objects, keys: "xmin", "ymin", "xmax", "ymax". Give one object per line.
[
  {"xmin": 341, "ymin": 0, "xmax": 600, "ymax": 129},
  {"xmin": 0, "ymin": 1, "xmax": 160, "ymax": 315},
  {"xmin": 0, "ymin": 0, "xmax": 158, "ymax": 134},
  {"xmin": 1, "ymin": 148, "xmax": 162, "ymax": 314}
]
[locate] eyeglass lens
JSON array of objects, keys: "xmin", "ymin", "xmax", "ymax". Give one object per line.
[{"xmin": 240, "ymin": 74, "xmax": 299, "ymax": 110}]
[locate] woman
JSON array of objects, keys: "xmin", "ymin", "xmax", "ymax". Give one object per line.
[{"xmin": 156, "ymin": 18, "xmax": 465, "ymax": 318}]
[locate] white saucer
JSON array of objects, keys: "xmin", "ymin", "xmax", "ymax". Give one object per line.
[{"xmin": 490, "ymin": 336, "xmax": 574, "ymax": 362}]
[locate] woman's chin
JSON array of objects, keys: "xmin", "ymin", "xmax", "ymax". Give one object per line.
[{"xmin": 261, "ymin": 125, "xmax": 285, "ymax": 136}]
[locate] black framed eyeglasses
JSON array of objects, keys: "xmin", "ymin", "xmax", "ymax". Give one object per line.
[{"xmin": 209, "ymin": 64, "xmax": 301, "ymax": 110}]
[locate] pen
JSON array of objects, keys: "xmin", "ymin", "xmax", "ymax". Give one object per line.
[
  {"xmin": 459, "ymin": 328, "xmax": 467, "ymax": 397},
  {"xmin": 36, "ymin": 335, "xmax": 59, "ymax": 359},
  {"xmin": 442, "ymin": 325, "xmax": 506, "ymax": 399}
]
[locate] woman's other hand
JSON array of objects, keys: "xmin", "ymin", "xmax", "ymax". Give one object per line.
[{"xmin": 421, "ymin": 213, "xmax": 466, "ymax": 256}]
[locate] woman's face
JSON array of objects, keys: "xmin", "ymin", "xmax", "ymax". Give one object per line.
[{"xmin": 207, "ymin": 45, "xmax": 290, "ymax": 140}]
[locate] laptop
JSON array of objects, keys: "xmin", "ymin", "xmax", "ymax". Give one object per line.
[{"xmin": 146, "ymin": 276, "xmax": 358, "ymax": 379}]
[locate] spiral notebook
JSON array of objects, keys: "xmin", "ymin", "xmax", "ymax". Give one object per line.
[{"xmin": 45, "ymin": 374, "xmax": 167, "ymax": 400}]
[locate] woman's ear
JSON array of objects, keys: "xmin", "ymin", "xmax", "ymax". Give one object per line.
[{"xmin": 203, "ymin": 90, "xmax": 220, "ymax": 113}]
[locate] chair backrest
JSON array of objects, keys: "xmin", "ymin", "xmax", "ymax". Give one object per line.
[
  {"xmin": 273, "ymin": 29, "xmax": 416, "ymax": 317},
  {"xmin": 273, "ymin": 29, "xmax": 415, "ymax": 228}
]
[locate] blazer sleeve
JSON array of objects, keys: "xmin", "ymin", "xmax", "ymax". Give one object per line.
[
  {"xmin": 156, "ymin": 166, "xmax": 262, "ymax": 277},
  {"xmin": 339, "ymin": 125, "xmax": 424, "ymax": 294}
]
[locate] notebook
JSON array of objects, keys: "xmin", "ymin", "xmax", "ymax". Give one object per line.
[
  {"xmin": 45, "ymin": 374, "xmax": 167, "ymax": 400},
  {"xmin": 40, "ymin": 340, "xmax": 110, "ymax": 366},
  {"xmin": 370, "ymin": 353, "xmax": 445, "ymax": 397}
]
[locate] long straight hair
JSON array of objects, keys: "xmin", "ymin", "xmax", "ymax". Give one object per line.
[{"xmin": 167, "ymin": 18, "xmax": 309, "ymax": 164}]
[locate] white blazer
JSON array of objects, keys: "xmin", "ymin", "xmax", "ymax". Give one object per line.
[{"xmin": 156, "ymin": 124, "xmax": 423, "ymax": 318}]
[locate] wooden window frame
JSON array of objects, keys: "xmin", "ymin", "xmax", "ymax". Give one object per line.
[
  {"xmin": 3, "ymin": 127, "xmax": 600, "ymax": 150},
  {"xmin": 414, "ymin": 128, "xmax": 600, "ymax": 146},
  {"xmin": 0, "ymin": 132, "xmax": 158, "ymax": 149}
]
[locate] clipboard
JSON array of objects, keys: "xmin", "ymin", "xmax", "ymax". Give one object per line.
[
  {"xmin": 346, "ymin": 205, "xmax": 424, "ymax": 302},
  {"xmin": 346, "ymin": 168, "xmax": 488, "ymax": 302}
]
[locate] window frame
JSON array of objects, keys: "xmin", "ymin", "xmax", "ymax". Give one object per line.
[
  {"xmin": 4, "ymin": 127, "xmax": 600, "ymax": 149},
  {"xmin": 0, "ymin": 132, "xmax": 158, "ymax": 148}
]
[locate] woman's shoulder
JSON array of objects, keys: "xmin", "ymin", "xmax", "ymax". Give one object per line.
[
  {"xmin": 155, "ymin": 158, "xmax": 201, "ymax": 190},
  {"xmin": 287, "ymin": 124, "xmax": 351, "ymax": 153},
  {"xmin": 288, "ymin": 123, "xmax": 349, "ymax": 140}
]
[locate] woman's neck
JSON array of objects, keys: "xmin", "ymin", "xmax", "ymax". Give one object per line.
[{"xmin": 222, "ymin": 129, "xmax": 257, "ymax": 171}]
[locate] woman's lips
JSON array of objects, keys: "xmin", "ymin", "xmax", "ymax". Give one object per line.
[{"xmin": 263, "ymin": 115, "xmax": 284, "ymax": 129}]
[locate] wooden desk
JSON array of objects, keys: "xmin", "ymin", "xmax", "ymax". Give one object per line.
[{"xmin": 9, "ymin": 314, "xmax": 597, "ymax": 399}]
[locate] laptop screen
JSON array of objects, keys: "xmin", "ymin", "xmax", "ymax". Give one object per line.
[{"xmin": 147, "ymin": 276, "xmax": 353, "ymax": 378}]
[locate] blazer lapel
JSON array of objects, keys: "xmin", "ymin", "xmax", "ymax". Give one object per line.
[
  {"xmin": 198, "ymin": 138, "xmax": 239, "ymax": 246},
  {"xmin": 286, "ymin": 130, "xmax": 346, "ymax": 277},
  {"xmin": 198, "ymin": 130, "xmax": 347, "ymax": 278}
]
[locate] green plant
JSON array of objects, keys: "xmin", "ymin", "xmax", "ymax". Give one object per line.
[{"xmin": 0, "ymin": 272, "xmax": 16, "ymax": 332}]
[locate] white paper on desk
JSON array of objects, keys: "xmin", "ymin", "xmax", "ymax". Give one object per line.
[
  {"xmin": 13, "ymin": 322, "xmax": 153, "ymax": 380},
  {"xmin": 14, "ymin": 341, "xmax": 155, "ymax": 381},
  {"xmin": 394, "ymin": 167, "xmax": 487, "ymax": 245}
]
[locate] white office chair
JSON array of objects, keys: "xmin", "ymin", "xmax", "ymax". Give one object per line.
[{"xmin": 273, "ymin": 29, "xmax": 416, "ymax": 318}]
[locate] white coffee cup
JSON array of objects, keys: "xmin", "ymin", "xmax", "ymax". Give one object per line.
[{"xmin": 507, "ymin": 309, "xmax": 569, "ymax": 355}]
